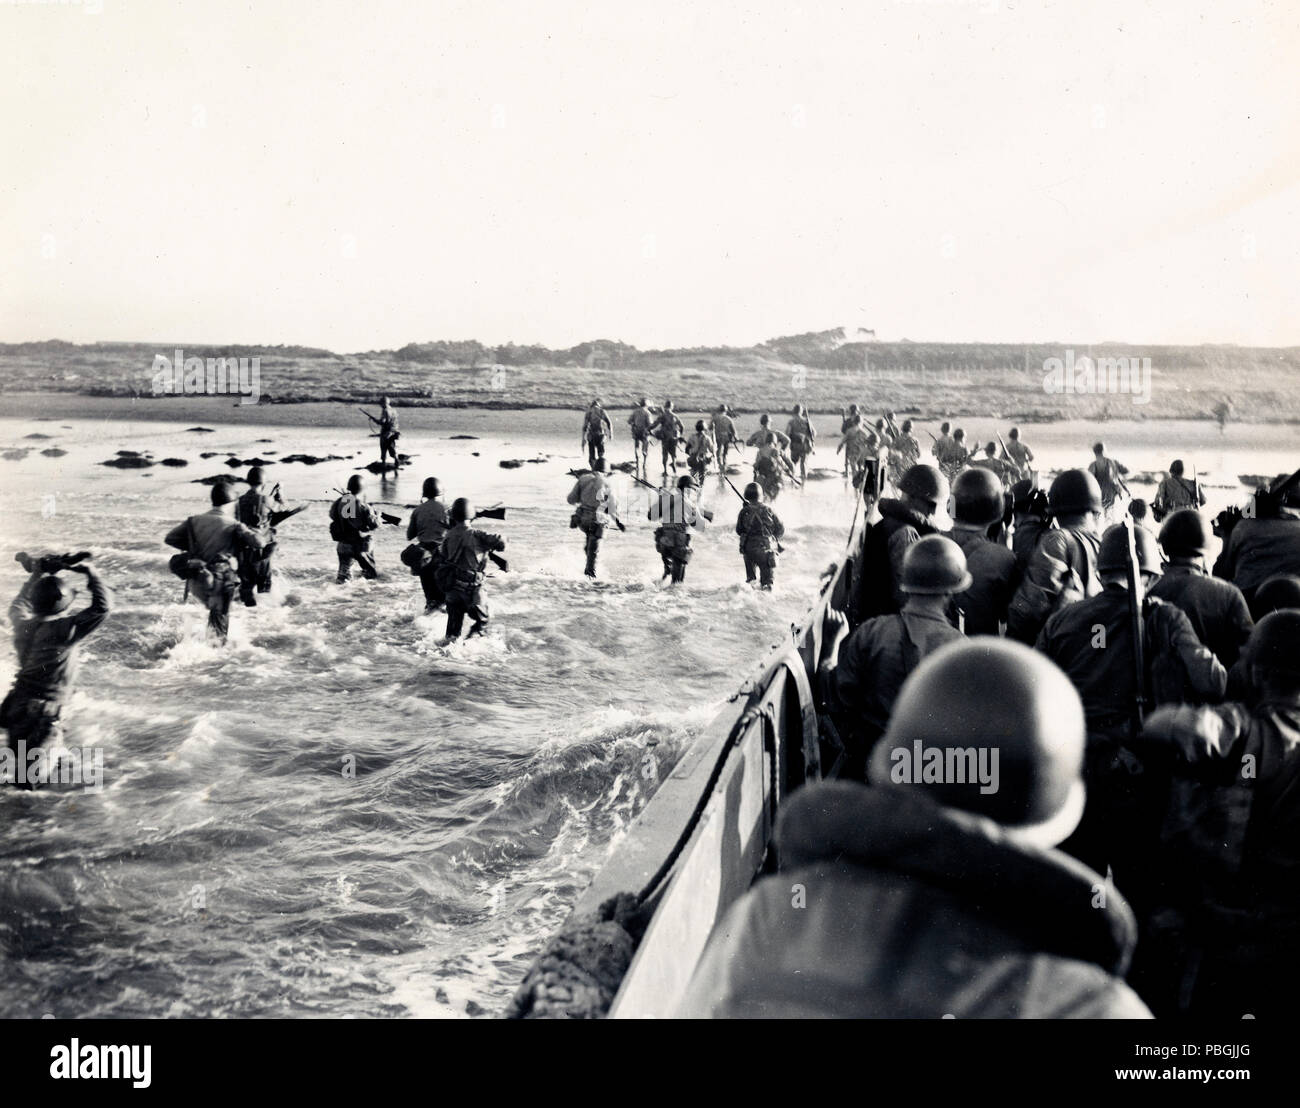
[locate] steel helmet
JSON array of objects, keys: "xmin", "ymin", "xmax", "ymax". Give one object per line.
[
  {"xmin": 695, "ymin": 420, "xmax": 705, "ymax": 432},
  {"xmin": 677, "ymin": 474, "xmax": 698, "ymax": 490},
  {"xmin": 1097, "ymin": 523, "xmax": 1162, "ymax": 575},
  {"xmin": 1158, "ymin": 509, "xmax": 1211, "ymax": 557},
  {"xmin": 1247, "ymin": 611, "xmax": 1300, "ymax": 675},
  {"xmin": 953, "ymin": 467, "xmax": 1005, "ymax": 526},
  {"xmin": 1048, "ymin": 469, "xmax": 1103, "ymax": 515},
  {"xmin": 1010, "ymin": 478, "xmax": 1036, "ymax": 511},
  {"xmin": 869, "ymin": 638, "xmax": 1087, "ymax": 848},
  {"xmin": 211, "ymin": 480, "xmax": 238, "ymax": 506},
  {"xmin": 743, "ymin": 482, "xmax": 761, "ymax": 502},
  {"xmin": 898, "ymin": 464, "xmax": 948, "ymax": 508},
  {"xmin": 1254, "ymin": 574, "xmax": 1300, "ymax": 615},
  {"xmin": 32, "ymin": 575, "xmax": 73, "ymax": 616},
  {"xmin": 900, "ymin": 535, "xmax": 972, "ymax": 595}
]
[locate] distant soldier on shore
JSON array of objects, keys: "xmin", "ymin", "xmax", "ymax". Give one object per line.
[
  {"xmin": 938, "ymin": 429, "xmax": 971, "ymax": 481},
  {"xmin": 581, "ymin": 398, "xmax": 612, "ymax": 469},
  {"xmin": 1151, "ymin": 460, "xmax": 1205, "ymax": 521},
  {"xmin": 1004, "ymin": 428, "xmax": 1034, "ymax": 478},
  {"xmin": 649, "ymin": 399, "xmax": 685, "ymax": 477},
  {"xmin": 362, "ymin": 397, "xmax": 402, "ymax": 470},
  {"xmin": 1088, "ymin": 442, "xmax": 1130, "ymax": 522},
  {"xmin": 567, "ymin": 458, "xmax": 625, "ymax": 578},
  {"xmin": 970, "ymin": 442, "xmax": 1018, "ymax": 488},
  {"xmin": 786, "ymin": 405, "xmax": 816, "ymax": 482},
  {"xmin": 627, "ymin": 397, "xmax": 656, "ymax": 478},
  {"xmin": 711, "ymin": 403, "xmax": 740, "ymax": 472}
]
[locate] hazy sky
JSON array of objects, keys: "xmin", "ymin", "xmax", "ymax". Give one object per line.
[{"xmin": 3, "ymin": 0, "xmax": 1297, "ymax": 351}]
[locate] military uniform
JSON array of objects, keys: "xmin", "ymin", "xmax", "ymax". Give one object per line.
[
  {"xmin": 582, "ymin": 406, "xmax": 612, "ymax": 468},
  {"xmin": 1219, "ymin": 514, "xmax": 1300, "ymax": 615},
  {"xmin": 648, "ymin": 487, "xmax": 706, "ymax": 583},
  {"xmin": 649, "ymin": 410, "xmax": 685, "ymax": 472},
  {"xmin": 736, "ymin": 501, "xmax": 784, "ymax": 588},
  {"xmin": 330, "ymin": 493, "xmax": 380, "ymax": 583},
  {"xmin": 854, "ymin": 499, "xmax": 940, "ymax": 618},
  {"xmin": 567, "ymin": 471, "xmax": 617, "ymax": 577},
  {"xmin": 167, "ymin": 505, "xmax": 266, "ymax": 640},
  {"xmin": 235, "ymin": 485, "xmax": 286, "ymax": 604},
  {"xmin": 1006, "ymin": 527, "xmax": 1102, "ymax": 644},
  {"xmin": 407, "ymin": 496, "xmax": 451, "ymax": 609},
  {"xmin": 1148, "ymin": 565, "xmax": 1253, "ymax": 668},
  {"xmin": 947, "ymin": 523, "xmax": 1020, "ymax": 635},
  {"xmin": 1152, "ymin": 474, "xmax": 1205, "ymax": 518},
  {"xmin": 438, "ymin": 522, "xmax": 504, "ymax": 637},
  {"xmin": 711, "ymin": 409, "xmax": 738, "ymax": 468}
]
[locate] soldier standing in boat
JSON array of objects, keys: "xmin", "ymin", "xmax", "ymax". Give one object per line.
[
  {"xmin": 567, "ymin": 458, "xmax": 625, "ymax": 578},
  {"xmin": 736, "ymin": 482, "xmax": 785, "ymax": 590}
]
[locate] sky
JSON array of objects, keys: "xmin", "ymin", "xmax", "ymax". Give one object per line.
[{"xmin": 2, "ymin": 0, "xmax": 1298, "ymax": 352}]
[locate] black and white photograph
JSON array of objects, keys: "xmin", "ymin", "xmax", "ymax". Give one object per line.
[{"xmin": 1, "ymin": 0, "xmax": 1295, "ymax": 1075}]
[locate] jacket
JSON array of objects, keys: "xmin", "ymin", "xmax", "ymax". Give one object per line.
[
  {"xmin": 1006, "ymin": 526, "xmax": 1102, "ymax": 643},
  {"xmin": 166, "ymin": 505, "xmax": 265, "ymax": 566},
  {"xmin": 1148, "ymin": 564, "xmax": 1253, "ymax": 668},
  {"xmin": 854, "ymin": 499, "xmax": 939, "ymax": 618},
  {"xmin": 736, "ymin": 503, "xmax": 784, "ymax": 556},
  {"xmin": 1218, "ymin": 515, "xmax": 1300, "ymax": 595},
  {"xmin": 947, "ymin": 524, "xmax": 1021, "ymax": 636},
  {"xmin": 440, "ymin": 523, "xmax": 504, "ymax": 592},
  {"xmin": 7, "ymin": 569, "xmax": 112, "ymax": 702},
  {"xmin": 328, "ymin": 494, "xmax": 380, "ymax": 548},
  {"xmin": 676, "ymin": 783, "xmax": 1150, "ymax": 1018},
  {"xmin": 567, "ymin": 472, "xmax": 614, "ymax": 520},
  {"xmin": 407, "ymin": 498, "xmax": 450, "ymax": 546}
]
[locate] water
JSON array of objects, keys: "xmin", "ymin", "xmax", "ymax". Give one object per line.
[
  {"xmin": 0, "ymin": 405, "xmax": 1288, "ymax": 1017},
  {"xmin": 0, "ymin": 405, "xmax": 860, "ymax": 1018}
]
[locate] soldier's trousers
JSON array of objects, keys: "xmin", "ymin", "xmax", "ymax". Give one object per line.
[
  {"xmin": 1, "ymin": 689, "xmax": 63, "ymax": 789},
  {"xmin": 587, "ymin": 437, "xmax": 606, "ymax": 468},
  {"xmin": 418, "ymin": 549, "xmax": 445, "ymax": 610},
  {"xmin": 238, "ymin": 550, "xmax": 274, "ymax": 605},
  {"xmin": 337, "ymin": 542, "xmax": 378, "ymax": 583},
  {"xmin": 446, "ymin": 586, "xmax": 489, "ymax": 638},
  {"xmin": 744, "ymin": 551, "xmax": 776, "ymax": 589},
  {"xmin": 579, "ymin": 518, "xmax": 605, "ymax": 577}
]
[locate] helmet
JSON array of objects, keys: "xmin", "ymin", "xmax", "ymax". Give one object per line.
[
  {"xmin": 246, "ymin": 466, "xmax": 265, "ymax": 486},
  {"xmin": 953, "ymin": 467, "xmax": 1004, "ymax": 526},
  {"xmin": 1097, "ymin": 522, "xmax": 1162, "ymax": 575},
  {"xmin": 901, "ymin": 419, "xmax": 913, "ymax": 433},
  {"xmin": 900, "ymin": 535, "xmax": 972, "ymax": 594},
  {"xmin": 984, "ymin": 441, "xmax": 997, "ymax": 456},
  {"xmin": 1158, "ymin": 509, "xmax": 1211, "ymax": 556},
  {"xmin": 869, "ymin": 639, "xmax": 1086, "ymax": 848},
  {"xmin": 1009, "ymin": 428, "xmax": 1020, "ymax": 439},
  {"xmin": 1010, "ymin": 478, "xmax": 1035, "ymax": 510},
  {"xmin": 592, "ymin": 397, "xmax": 603, "ymax": 407},
  {"xmin": 759, "ymin": 413, "xmax": 770, "ymax": 425},
  {"xmin": 1048, "ymin": 469, "xmax": 1102, "ymax": 515},
  {"xmin": 422, "ymin": 476, "xmax": 441, "ymax": 499},
  {"xmin": 743, "ymin": 482, "xmax": 761, "ymax": 502},
  {"xmin": 952, "ymin": 429, "xmax": 965, "ymax": 442},
  {"xmin": 940, "ymin": 422, "xmax": 950, "ymax": 434},
  {"xmin": 1254, "ymin": 574, "xmax": 1300, "ymax": 615},
  {"xmin": 346, "ymin": 474, "xmax": 364, "ymax": 494},
  {"xmin": 1247, "ymin": 611, "xmax": 1300, "ymax": 675},
  {"xmin": 32, "ymin": 575, "xmax": 73, "ymax": 616},
  {"xmin": 898, "ymin": 464, "xmax": 948, "ymax": 508},
  {"xmin": 677, "ymin": 474, "xmax": 697, "ymax": 490},
  {"xmin": 211, "ymin": 480, "xmax": 238, "ymax": 506},
  {"xmin": 696, "ymin": 420, "xmax": 705, "ymax": 432},
  {"xmin": 451, "ymin": 497, "xmax": 471, "ymax": 523},
  {"xmin": 1169, "ymin": 459, "xmax": 1184, "ymax": 477}
]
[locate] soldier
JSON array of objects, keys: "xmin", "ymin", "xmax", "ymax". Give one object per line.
[
  {"xmin": 837, "ymin": 422, "xmax": 875, "ymax": 490},
  {"xmin": 840, "ymin": 404, "xmax": 863, "ymax": 434},
  {"xmin": 648, "ymin": 474, "xmax": 711, "ymax": 584},
  {"xmin": 938, "ymin": 428, "xmax": 971, "ymax": 482},
  {"xmin": 649, "ymin": 399, "xmax": 685, "ymax": 477},
  {"xmin": 854, "ymin": 464, "xmax": 949, "ymax": 619},
  {"xmin": 567, "ymin": 457, "xmax": 625, "ymax": 578},
  {"xmin": 627, "ymin": 397, "xmax": 655, "ymax": 478},
  {"xmin": 786, "ymin": 405, "xmax": 815, "ymax": 483},
  {"xmin": 1036, "ymin": 524, "xmax": 1226, "ymax": 882},
  {"xmin": 948, "ymin": 468, "xmax": 1020, "ymax": 636},
  {"xmin": 873, "ymin": 417, "xmax": 894, "ymax": 452},
  {"xmin": 581, "ymin": 398, "xmax": 613, "ymax": 469},
  {"xmin": 438, "ymin": 498, "xmax": 506, "ymax": 640},
  {"xmin": 1225, "ymin": 573, "xmax": 1300, "ymax": 704},
  {"xmin": 1004, "ymin": 427, "xmax": 1034, "ymax": 478},
  {"xmin": 675, "ymin": 639, "xmax": 1152, "ymax": 1018},
  {"xmin": 1006, "ymin": 469, "xmax": 1104, "ymax": 644},
  {"xmin": 1135, "ymin": 611, "xmax": 1300, "ymax": 1017},
  {"xmin": 735, "ymin": 481, "xmax": 784, "ymax": 589},
  {"xmin": 930, "ymin": 421, "xmax": 953, "ymax": 468},
  {"xmin": 1008, "ymin": 478, "xmax": 1050, "ymax": 569},
  {"xmin": 407, "ymin": 476, "xmax": 451, "ymax": 612},
  {"xmin": 363, "ymin": 397, "xmax": 402, "ymax": 470},
  {"xmin": 1151, "ymin": 460, "xmax": 1205, "ymax": 521},
  {"xmin": 821, "ymin": 536, "xmax": 969, "ymax": 772},
  {"xmin": 684, "ymin": 421, "xmax": 716, "ymax": 484},
  {"xmin": 330, "ymin": 474, "xmax": 381, "ymax": 583},
  {"xmin": 1149, "ymin": 509, "xmax": 1253, "ymax": 669},
  {"xmin": 235, "ymin": 466, "xmax": 286, "ymax": 606},
  {"xmin": 893, "ymin": 418, "xmax": 921, "ymax": 469},
  {"xmin": 166, "ymin": 481, "xmax": 266, "ymax": 642},
  {"xmin": 1088, "ymin": 442, "xmax": 1130, "ymax": 522},
  {"xmin": 970, "ymin": 441, "xmax": 1017, "ymax": 488},
  {"xmin": 2, "ymin": 555, "xmax": 111, "ymax": 785},
  {"xmin": 1216, "ymin": 475, "xmax": 1300, "ymax": 617},
  {"xmin": 711, "ymin": 403, "xmax": 739, "ymax": 472},
  {"xmin": 747, "ymin": 414, "xmax": 795, "ymax": 499}
]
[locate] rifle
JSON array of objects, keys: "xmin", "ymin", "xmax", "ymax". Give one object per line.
[
  {"xmin": 1123, "ymin": 517, "xmax": 1148, "ymax": 737},
  {"xmin": 1190, "ymin": 464, "xmax": 1201, "ymax": 507},
  {"xmin": 722, "ymin": 474, "xmax": 784, "ymax": 553},
  {"xmin": 473, "ymin": 505, "xmax": 507, "ymax": 522},
  {"xmin": 269, "ymin": 504, "xmax": 307, "ymax": 528},
  {"xmin": 358, "ymin": 407, "xmax": 379, "ymax": 424}
]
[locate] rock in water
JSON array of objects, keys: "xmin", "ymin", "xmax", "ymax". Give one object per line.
[
  {"xmin": 41, "ymin": 448, "xmax": 69, "ymax": 457},
  {"xmin": 160, "ymin": 458, "xmax": 189, "ymax": 467},
  {"xmin": 101, "ymin": 456, "xmax": 154, "ymax": 468},
  {"xmin": 185, "ymin": 427, "xmax": 216, "ymax": 433},
  {"xmin": 500, "ymin": 459, "xmax": 525, "ymax": 469}
]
